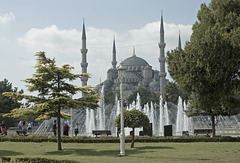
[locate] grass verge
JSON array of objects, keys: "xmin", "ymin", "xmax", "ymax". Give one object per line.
[{"xmin": 0, "ymin": 141, "xmax": 240, "ymax": 162}]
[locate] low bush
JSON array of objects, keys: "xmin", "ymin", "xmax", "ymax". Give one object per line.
[
  {"xmin": 1, "ymin": 157, "xmax": 11, "ymax": 162},
  {"xmin": 1, "ymin": 135, "xmax": 240, "ymax": 143},
  {"xmin": 1, "ymin": 157, "xmax": 78, "ymax": 163}
]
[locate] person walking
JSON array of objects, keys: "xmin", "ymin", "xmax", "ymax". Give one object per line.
[
  {"xmin": 74, "ymin": 123, "xmax": 79, "ymax": 136},
  {"xmin": 0, "ymin": 120, "xmax": 7, "ymax": 135},
  {"xmin": 52, "ymin": 120, "xmax": 57, "ymax": 136},
  {"xmin": 63, "ymin": 122, "xmax": 69, "ymax": 136},
  {"xmin": 22, "ymin": 121, "xmax": 27, "ymax": 131},
  {"xmin": 18, "ymin": 121, "xmax": 22, "ymax": 130},
  {"xmin": 27, "ymin": 121, "xmax": 33, "ymax": 132}
]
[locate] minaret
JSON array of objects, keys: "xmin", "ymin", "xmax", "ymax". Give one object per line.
[
  {"xmin": 158, "ymin": 12, "xmax": 167, "ymax": 95},
  {"xmin": 112, "ymin": 37, "xmax": 117, "ymax": 69},
  {"xmin": 178, "ymin": 31, "xmax": 182, "ymax": 49},
  {"xmin": 81, "ymin": 20, "xmax": 88, "ymax": 95}
]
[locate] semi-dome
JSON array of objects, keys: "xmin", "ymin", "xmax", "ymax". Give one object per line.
[
  {"xmin": 122, "ymin": 55, "xmax": 149, "ymax": 67},
  {"xmin": 107, "ymin": 68, "xmax": 117, "ymax": 73},
  {"xmin": 149, "ymin": 81, "xmax": 160, "ymax": 88},
  {"xmin": 144, "ymin": 65, "xmax": 152, "ymax": 70}
]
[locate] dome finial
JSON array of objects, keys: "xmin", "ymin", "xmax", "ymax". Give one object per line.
[{"xmin": 132, "ymin": 46, "xmax": 136, "ymax": 57}]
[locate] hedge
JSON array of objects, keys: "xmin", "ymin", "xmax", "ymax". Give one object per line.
[
  {"xmin": 1, "ymin": 135, "xmax": 240, "ymax": 143},
  {"xmin": 1, "ymin": 157, "xmax": 78, "ymax": 163}
]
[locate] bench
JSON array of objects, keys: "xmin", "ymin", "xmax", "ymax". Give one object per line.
[
  {"xmin": 8, "ymin": 127, "xmax": 19, "ymax": 130},
  {"xmin": 16, "ymin": 130, "xmax": 28, "ymax": 136},
  {"xmin": 182, "ymin": 131, "xmax": 189, "ymax": 136},
  {"xmin": 194, "ymin": 129, "xmax": 212, "ymax": 136},
  {"xmin": 92, "ymin": 130, "xmax": 111, "ymax": 137}
]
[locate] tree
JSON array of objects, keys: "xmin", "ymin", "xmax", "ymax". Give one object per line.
[
  {"xmin": 167, "ymin": 0, "xmax": 240, "ymax": 136},
  {"xmin": 104, "ymin": 90, "xmax": 119, "ymax": 105},
  {"xmin": 127, "ymin": 87, "xmax": 160, "ymax": 108},
  {"xmin": 0, "ymin": 79, "xmax": 24, "ymax": 127},
  {"xmin": 164, "ymin": 81, "xmax": 188, "ymax": 105},
  {"xmin": 3, "ymin": 51, "xmax": 100, "ymax": 150},
  {"xmin": 115, "ymin": 108, "xmax": 150, "ymax": 148},
  {"xmin": 0, "ymin": 79, "xmax": 23, "ymax": 113}
]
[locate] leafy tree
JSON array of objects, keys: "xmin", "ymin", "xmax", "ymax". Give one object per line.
[
  {"xmin": 0, "ymin": 79, "xmax": 23, "ymax": 113},
  {"xmin": 167, "ymin": 0, "xmax": 240, "ymax": 136},
  {"xmin": 127, "ymin": 87, "xmax": 160, "ymax": 107},
  {"xmin": 104, "ymin": 90, "xmax": 119, "ymax": 105},
  {"xmin": 0, "ymin": 79, "xmax": 24, "ymax": 127},
  {"xmin": 3, "ymin": 51, "xmax": 100, "ymax": 150},
  {"xmin": 115, "ymin": 108, "xmax": 150, "ymax": 148},
  {"xmin": 164, "ymin": 81, "xmax": 188, "ymax": 105}
]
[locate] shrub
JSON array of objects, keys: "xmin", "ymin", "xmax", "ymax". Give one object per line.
[{"xmin": 1, "ymin": 135, "xmax": 240, "ymax": 143}]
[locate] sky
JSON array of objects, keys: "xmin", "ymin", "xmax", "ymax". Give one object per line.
[{"xmin": 0, "ymin": 0, "xmax": 211, "ymax": 95}]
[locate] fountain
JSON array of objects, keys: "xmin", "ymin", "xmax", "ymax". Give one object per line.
[
  {"xmin": 159, "ymin": 96, "xmax": 164, "ymax": 136},
  {"xmin": 176, "ymin": 96, "xmax": 184, "ymax": 135},
  {"xmin": 136, "ymin": 93, "xmax": 141, "ymax": 111},
  {"xmin": 159, "ymin": 96, "xmax": 170, "ymax": 136},
  {"xmin": 97, "ymin": 85, "xmax": 105, "ymax": 130},
  {"xmin": 35, "ymin": 86, "xmax": 240, "ymax": 137},
  {"xmin": 106, "ymin": 94, "xmax": 120, "ymax": 136},
  {"xmin": 150, "ymin": 102, "xmax": 156, "ymax": 135}
]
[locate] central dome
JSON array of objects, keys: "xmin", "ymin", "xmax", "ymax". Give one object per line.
[{"xmin": 122, "ymin": 55, "xmax": 149, "ymax": 67}]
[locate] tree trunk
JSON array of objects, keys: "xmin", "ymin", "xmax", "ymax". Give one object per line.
[
  {"xmin": 131, "ymin": 128, "xmax": 135, "ymax": 148},
  {"xmin": 211, "ymin": 115, "xmax": 216, "ymax": 137},
  {"xmin": 57, "ymin": 106, "xmax": 62, "ymax": 150},
  {"xmin": 57, "ymin": 74, "xmax": 62, "ymax": 150}
]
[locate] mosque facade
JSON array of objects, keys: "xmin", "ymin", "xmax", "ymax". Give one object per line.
[{"xmin": 81, "ymin": 15, "xmax": 173, "ymax": 100}]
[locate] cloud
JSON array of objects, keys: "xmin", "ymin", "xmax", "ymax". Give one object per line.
[
  {"xmin": 18, "ymin": 21, "xmax": 192, "ymax": 86},
  {"xmin": 0, "ymin": 12, "xmax": 15, "ymax": 24},
  {"xmin": 18, "ymin": 25, "xmax": 81, "ymax": 57},
  {"xmin": 128, "ymin": 21, "xmax": 192, "ymax": 53}
]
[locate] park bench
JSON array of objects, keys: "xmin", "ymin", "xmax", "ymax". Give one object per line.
[
  {"xmin": 194, "ymin": 129, "xmax": 212, "ymax": 136},
  {"xmin": 6, "ymin": 127, "xmax": 19, "ymax": 135},
  {"xmin": 8, "ymin": 127, "xmax": 18, "ymax": 130},
  {"xmin": 16, "ymin": 130, "xmax": 28, "ymax": 136},
  {"xmin": 92, "ymin": 130, "xmax": 111, "ymax": 137},
  {"xmin": 182, "ymin": 131, "xmax": 189, "ymax": 136}
]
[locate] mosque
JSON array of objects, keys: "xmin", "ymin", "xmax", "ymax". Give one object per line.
[{"xmin": 80, "ymin": 15, "xmax": 179, "ymax": 100}]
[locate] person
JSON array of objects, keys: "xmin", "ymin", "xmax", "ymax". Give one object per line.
[
  {"xmin": 22, "ymin": 121, "xmax": 27, "ymax": 131},
  {"xmin": 1, "ymin": 120, "xmax": 7, "ymax": 135},
  {"xmin": 63, "ymin": 122, "xmax": 69, "ymax": 136},
  {"xmin": 74, "ymin": 123, "xmax": 79, "ymax": 136},
  {"xmin": 27, "ymin": 121, "xmax": 33, "ymax": 132},
  {"xmin": 18, "ymin": 121, "xmax": 22, "ymax": 130},
  {"xmin": 52, "ymin": 120, "xmax": 57, "ymax": 136}
]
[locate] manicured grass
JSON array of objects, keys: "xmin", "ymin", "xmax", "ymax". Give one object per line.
[{"xmin": 0, "ymin": 141, "xmax": 240, "ymax": 162}]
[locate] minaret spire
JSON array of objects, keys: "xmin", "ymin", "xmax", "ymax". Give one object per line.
[
  {"xmin": 160, "ymin": 10, "xmax": 164, "ymax": 33},
  {"xmin": 158, "ymin": 11, "xmax": 167, "ymax": 95},
  {"xmin": 178, "ymin": 31, "xmax": 182, "ymax": 49},
  {"xmin": 112, "ymin": 36, "xmax": 117, "ymax": 69},
  {"xmin": 132, "ymin": 46, "xmax": 136, "ymax": 57},
  {"xmin": 82, "ymin": 19, "xmax": 86, "ymax": 40},
  {"xmin": 81, "ymin": 19, "xmax": 88, "ymax": 96}
]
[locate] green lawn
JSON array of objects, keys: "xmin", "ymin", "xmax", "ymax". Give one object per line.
[{"xmin": 0, "ymin": 142, "xmax": 240, "ymax": 163}]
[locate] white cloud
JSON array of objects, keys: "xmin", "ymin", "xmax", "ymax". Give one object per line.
[
  {"xmin": 128, "ymin": 21, "xmax": 192, "ymax": 53},
  {"xmin": 18, "ymin": 21, "xmax": 192, "ymax": 86},
  {"xmin": 18, "ymin": 25, "xmax": 81, "ymax": 57},
  {"xmin": 0, "ymin": 12, "xmax": 15, "ymax": 24}
]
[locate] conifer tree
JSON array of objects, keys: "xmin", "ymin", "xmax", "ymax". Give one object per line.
[{"xmin": 3, "ymin": 51, "xmax": 100, "ymax": 150}]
